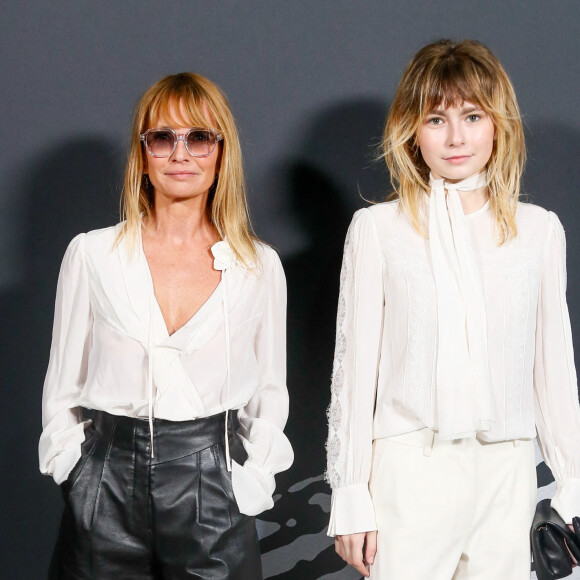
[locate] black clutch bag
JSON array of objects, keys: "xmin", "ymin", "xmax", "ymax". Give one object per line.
[{"xmin": 531, "ymin": 499, "xmax": 580, "ymax": 580}]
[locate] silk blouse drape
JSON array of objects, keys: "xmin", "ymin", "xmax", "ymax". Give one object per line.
[
  {"xmin": 39, "ymin": 224, "xmax": 293, "ymax": 517},
  {"xmin": 327, "ymin": 197, "xmax": 580, "ymax": 535}
]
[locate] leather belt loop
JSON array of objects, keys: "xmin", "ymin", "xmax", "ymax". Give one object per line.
[{"xmin": 423, "ymin": 429, "xmax": 435, "ymax": 457}]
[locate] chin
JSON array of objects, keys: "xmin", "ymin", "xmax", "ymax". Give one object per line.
[{"xmin": 438, "ymin": 167, "xmax": 481, "ymax": 182}]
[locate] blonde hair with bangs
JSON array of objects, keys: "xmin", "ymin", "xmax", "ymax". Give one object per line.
[
  {"xmin": 382, "ymin": 39, "xmax": 525, "ymax": 243},
  {"xmin": 118, "ymin": 72, "xmax": 258, "ymax": 268}
]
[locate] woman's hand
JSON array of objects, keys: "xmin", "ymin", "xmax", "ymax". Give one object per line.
[{"xmin": 335, "ymin": 531, "xmax": 377, "ymax": 577}]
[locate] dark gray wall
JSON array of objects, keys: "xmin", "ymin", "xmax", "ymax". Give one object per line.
[{"xmin": 2, "ymin": 2, "xmax": 579, "ymax": 578}]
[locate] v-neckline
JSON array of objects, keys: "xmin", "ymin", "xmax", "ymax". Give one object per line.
[{"xmin": 139, "ymin": 230, "xmax": 223, "ymax": 339}]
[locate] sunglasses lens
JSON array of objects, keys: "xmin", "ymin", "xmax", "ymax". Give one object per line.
[
  {"xmin": 146, "ymin": 130, "xmax": 175, "ymax": 156},
  {"xmin": 186, "ymin": 130, "xmax": 218, "ymax": 156}
]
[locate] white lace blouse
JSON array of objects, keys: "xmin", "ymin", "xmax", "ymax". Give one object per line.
[
  {"xmin": 39, "ymin": 224, "xmax": 293, "ymax": 517},
  {"xmin": 326, "ymin": 197, "xmax": 580, "ymax": 535}
]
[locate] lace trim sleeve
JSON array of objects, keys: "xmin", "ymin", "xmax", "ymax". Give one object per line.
[
  {"xmin": 326, "ymin": 209, "xmax": 384, "ymax": 490},
  {"xmin": 326, "ymin": 224, "xmax": 353, "ymax": 489}
]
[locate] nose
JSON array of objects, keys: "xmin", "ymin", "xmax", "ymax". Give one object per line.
[
  {"xmin": 171, "ymin": 134, "xmax": 190, "ymax": 160},
  {"xmin": 447, "ymin": 120, "xmax": 465, "ymax": 147}
]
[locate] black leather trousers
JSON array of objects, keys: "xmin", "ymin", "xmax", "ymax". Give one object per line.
[{"xmin": 49, "ymin": 410, "xmax": 262, "ymax": 580}]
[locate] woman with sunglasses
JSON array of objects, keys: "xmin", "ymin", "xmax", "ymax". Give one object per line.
[
  {"xmin": 39, "ymin": 72, "xmax": 293, "ymax": 579},
  {"xmin": 326, "ymin": 40, "xmax": 580, "ymax": 579}
]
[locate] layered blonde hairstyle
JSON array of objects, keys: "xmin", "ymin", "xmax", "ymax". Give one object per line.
[
  {"xmin": 118, "ymin": 72, "xmax": 258, "ymax": 268},
  {"xmin": 383, "ymin": 39, "xmax": 525, "ymax": 243}
]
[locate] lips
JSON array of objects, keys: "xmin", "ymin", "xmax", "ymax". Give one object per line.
[{"xmin": 444, "ymin": 155, "xmax": 471, "ymax": 163}]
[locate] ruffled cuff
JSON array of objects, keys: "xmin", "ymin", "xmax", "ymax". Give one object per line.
[
  {"xmin": 327, "ymin": 484, "xmax": 377, "ymax": 536},
  {"xmin": 551, "ymin": 478, "xmax": 580, "ymax": 524},
  {"xmin": 38, "ymin": 420, "xmax": 90, "ymax": 484},
  {"xmin": 232, "ymin": 418, "xmax": 293, "ymax": 516},
  {"xmin": 231, "ymin": 459, "xmax": 275, "ymax": 516}
]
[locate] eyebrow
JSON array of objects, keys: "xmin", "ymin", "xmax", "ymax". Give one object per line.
[
  {"xmin": 461, "ymin": 105, "xmax": 483, "ymax": 114},
  {"xmin": 427, "ymin": 105, "xmax": 484, "ymax": 116},
  {"xmin": 155, "ymin": 125, "xmax": 203, "ymax": 131}
]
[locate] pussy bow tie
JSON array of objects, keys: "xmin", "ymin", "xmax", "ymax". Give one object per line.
[{"xmin": 428, "ymin": 172, "xmax": 495, "ymax": 439}]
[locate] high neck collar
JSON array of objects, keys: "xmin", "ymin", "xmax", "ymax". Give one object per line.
[{"xmin": 429, "ymin": 171, "xmax": 487, "ymax": 192}]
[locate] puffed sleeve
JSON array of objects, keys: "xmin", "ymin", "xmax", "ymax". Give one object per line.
[
  {"xmin": 38, "ymin": 233, "xmax": 93, "ymax": 484},
  {"xmin": 326, "ymin": 208, "xmax": 384, "ymax": 536},
  {"xmin": 231, "ymin": 249, "xmax": 294, "ymax": 516},
  {"xmin": 534, "ymin": 211, "xmax": 580, "ymax": 523}
]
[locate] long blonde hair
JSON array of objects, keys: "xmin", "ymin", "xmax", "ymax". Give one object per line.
[
  {"xmin": 382, "ymin": 39, "xmax": 525, "ymax": 242},
  {"xmin": 118, "ymin": 72, "xmax": 258, "ymax": 267}
]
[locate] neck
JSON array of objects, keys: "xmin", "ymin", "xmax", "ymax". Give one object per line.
[
  {"xmin": 457, "ymin": 186, "xmax": 489, "ymax": 215},
  {"xmin": 430, "ymin": 171, "xmax": 489, "ymax": 215},
  {"xmin": 143, "ymin": 194, "xmax": 219, "ymax": 246}
]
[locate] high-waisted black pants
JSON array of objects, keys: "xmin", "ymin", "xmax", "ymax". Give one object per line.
[{"xmin": 49, "ymin": 410, "xmax": 262, "ymax": 580}]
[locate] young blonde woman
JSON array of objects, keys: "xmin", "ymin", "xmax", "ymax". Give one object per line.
[
  {"xmin": 39, "ymin": 73, "xmax": 293, "ymax": 579},
  {"xmin": 326, "ymin": 39, "xmax": 580, "ymax": 579}
]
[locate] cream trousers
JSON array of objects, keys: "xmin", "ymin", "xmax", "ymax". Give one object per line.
[{"xmin": 368, "ymin": 429, "xmax": 537, "ymax": 580}]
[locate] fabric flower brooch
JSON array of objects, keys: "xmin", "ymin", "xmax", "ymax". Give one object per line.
[{"xmin": 211, "ymin": 240, "xmax": 236, "ymax": 271}]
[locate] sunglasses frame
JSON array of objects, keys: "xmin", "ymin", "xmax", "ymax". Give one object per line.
[{"xmin": 140, "ymin": 127, "xmax": 223, "ymax": 158}]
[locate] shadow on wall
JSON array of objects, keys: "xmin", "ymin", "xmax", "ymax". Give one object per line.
[
  {"xmin": 258, "ymin": 98, "xmax": 390, "ymax": 580},
  {"xmin": 0, "ymin": 138, "xmax": 119, "ymax": 579}
]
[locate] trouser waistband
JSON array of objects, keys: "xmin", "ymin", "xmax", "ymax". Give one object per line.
[
  {"xmin": 89, "ymin": 410, "xmax": 247, "ymax": 465},
  {"xmin": 383, "ymin": 428, "xmax": 527, "ymax": 457}
]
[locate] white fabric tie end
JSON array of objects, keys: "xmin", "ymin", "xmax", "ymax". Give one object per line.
[
  {"xmin": 225, "ymin": 408, "xmax": 231, "ymax": 472},
  {"xmin": 222, "ymin": 269, "xmax": 232, "ymax": 472},
  {"xmin": 147, "ymin": 289, "xmax": 155, "ymax": 458},
  {"xmin": 428, "ymin": 171, "xmax": 495, "ymax": 439}
]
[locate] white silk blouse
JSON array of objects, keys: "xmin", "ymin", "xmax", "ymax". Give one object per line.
[
  {"xmin": 39, "ymin": 224, "xmax": 293, "ymax": 517},
  {"xmin": 326, "ymin": 195, "xmax": 580, "ymax": 535}
]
